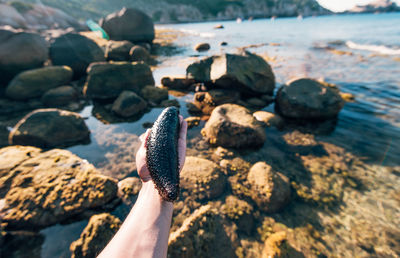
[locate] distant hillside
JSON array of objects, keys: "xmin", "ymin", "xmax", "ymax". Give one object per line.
[
  {"xmin": 3, "ymin": 0, "xmax": 331, "ymax": 23},
  {"xmin": 347, "ymin": 0, "xmax": 400, "ymax": 13}
]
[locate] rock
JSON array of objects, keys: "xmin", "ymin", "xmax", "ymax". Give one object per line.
[
  {"xmin": 220, "ymin": 42, "xmax": 228, "ymax": 46},
  {"xmin": 1, "ymin": 230, "xmax": 45, "ymax": 258},
  {"xmin": 129, "ymin": 45, "xmax": 151, "ymax": 63},
  {"xmin": 105, "ymin": 40, "xmax": 134, "ymax": 61},
  {"xmin": 168, "ymin": 205, "xmax": 236, "ymax": 258},
  {"xmin": 185, "ymin": 117, "xmax": 201, "ymax": 129},
  {"xmin": 221, "ymin": 195, "xmax": 254, "ymax": 235},
  {"xmin": 247, "ymin": 162, "xmax": 291, "ymax": 213},
  {"xmin": 253, "ymin": 111, "xmax": 284, "ymax": 128},
  {"xmin": 161, "ymin": 77, "xmax": 195, "ymax": 90},
  {"xmin": 9, "ymin": 109, "xmax": 90, "ymax": 148},
  {"xmin": 202, "ymin": 104, "xmax": 266, "ymax": 148},
  {"xmin": 214, "ymin": 24, "xmax": 224, "ymax": 29},
  {"xmin": 0, "ymin": 4, "xmax": 27, "ymax": 29},
  {"xmin": 117, "ymin": 177, "xmax": 142, "ymax": 206},
  {"xmin": 6, "ymin": 66, "xmax": 73, "ymax": 100},
  {"xmin": 0, "ymin": 147, "xmax": 118, "ymax": 229},
  {"xmin": 0, "ymin": 126, "xmax": 9, "ymax": 148},
  {"xmin": 49, "ymin": 32, "xmax": 105, "ymax": 78},
  {"xmin": 193, "ymin": 89, "xmax": 240, "ymax": 115},
  {"xmin": 261, "ymin": 231, "xmax": 302, "ymax": 258},
  {"xmin": 70, "ymin": 213, "xmax": 122, "ymax": 258},
  {"xmin": 186, "ymin": 102, "xmax": 202, "ymax": 115},
  {"xmin": 83, "ymin": 62, "xmax": 154, "ymax": 99},
  {"xmin": 112, "ymin": 91, "xmax": 147, "ymax": 118},
  {"xmin": 160, "ymin": 99, "xmax": 180, "ymax": 108},
  {"xmin": 186, "ymin": 56, "xmax": 215, "ymax": 82},
  {"xmin": 100, "ymin": 8, "xmax": 155, "ymax": 43},
  {"xmin": 340, "ymin": 92, "xmax": 355, "ymax": 102},
  {"xmin": 210, "ymin": 51, "xmax": 275, "ymax": 95},
  {"xmin": 0, "ymin": 29, "xmax": 48, "ymax": 85},
  {"xmin": 275, "ymin": 78, "xmax": 344, "ymax": 119},
  {"xmin": 194, "ymin": 43, "xmax": 210, "ymax": 52},
  {"xmin": 0, "ymin": 98, "xmax": 43, "ymax": 116},
  {"xmin": 247, "ymin": 97, "xmax": 269, "ymax": 108},
  {"xmin": 41, "ymin": 86, "xmax": 79, "ymax": 107},
  {"xmin": 140, "ymin": 85, "xmax": 168, "ymax": 104},
  {"xmin": 180, "ymin": 157, "xmax": 226, "ymax": 200}
]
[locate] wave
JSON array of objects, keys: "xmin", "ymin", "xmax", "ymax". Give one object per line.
[
  {"xmin": 178, "ymin": 28, "xmax": 215, "ymax": 38},
  {"xmin": 346, "ymin": 41, "xmax": 400, "ymax": 55}
]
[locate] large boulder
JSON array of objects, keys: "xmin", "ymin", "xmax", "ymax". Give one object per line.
[
  {"xmin": 49, "ymin": 33, "xmax": 105, "ymax": 78},
  {"xmin": 193, "ymin": 89, "xmax": 240, "ymax": 115},
  {"xmin": 0, "ymin": 29, "xmax": 48, "ymax": 85},
  {"xmin": 202, "ymin": 104, "xmax": 266, "ymax": 148},
  {"xmin": 105, "ymin": 40, "xmax": 134, "ymax": 61},
  {"xmin": 41, "ymin": 85, "xmax": 79, "ymax": 107},
  {"xmin": 100, "ymin": 8, "xmax": 155, "ymax": 43},
  {"xmin": 111, "ymin": 91, "xmax": 147, "ymax": 118},
  {"xmin": 83, "ymin": 62, "xmax": 155, "ymax": 99},
  {"xmin": 275, "ymin": 78, "xmax": 345, "ymax": 119},
  {"xmin": 168, "ymin": 205, "xmax": 236, "ymax": 258},
  {"xmin": 186, "ymin": 56, "xmax": 215, "ymax": 82},
  {"xmin": 9, "ymin": 109, "xmax": 90, "ymax": 148},
  {"xmin": 5, "ymin": 66, "xmax": 73, "ymax": 100},
  {"xmin": 247, "ymin": 162, "xmax": 291, "ymax": 213},
  {"xmin": 180, "ymin": 157, "xmax": 226, "ymax": 200},
  {"xmin": 0, "ymin": 147, "xmax": 118, "ymax": 229},
  {"xmin": 70, "ymin": 213, "xmax": 122, "ymax": 258}
]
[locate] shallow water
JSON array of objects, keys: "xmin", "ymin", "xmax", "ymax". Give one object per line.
[{"xmin": 37, "ymin": 13, "xmax": 400, "ymax": 257}]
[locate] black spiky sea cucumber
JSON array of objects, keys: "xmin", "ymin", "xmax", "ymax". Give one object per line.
[{"xmin": 146, "ymin": 107, "xmax": 180, "ymax": 202}]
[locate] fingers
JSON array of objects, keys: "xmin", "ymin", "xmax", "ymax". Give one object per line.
[{"xmin": 139, "ymin": 129, "xmax": 151, "ymax": 148}]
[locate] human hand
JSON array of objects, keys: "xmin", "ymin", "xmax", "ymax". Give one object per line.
[{"xmin": 136, "ymin": 115, "xmax": 188, "ymax": 182}]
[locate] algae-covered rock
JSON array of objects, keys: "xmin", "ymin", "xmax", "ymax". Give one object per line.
[
  {"xmin": 6, "ymin": 66, "xmax": 73, "ymax": 100},
  {"xmin": 248, "ymin": 162, "xmax": 291, "ymax": 213},
  {"xmin": 117, "ymin": 177, "xmax": 142, "ymax": 206},
  {"xmin": 70, "ymin": 213, "xmax": 121, "ymax": 258},
  {"xmin": 83, "ymin": 62, "xmax": 155, "ymax": 99},
  {"xmin": 193, "ymin": 89, "xmax": 240, "ymax": 115},
  {"xmin": 140, "ymin": 85, "xmax": 168, "ymax": 104},
  {"xmin": 9, "ymin": 109, "xmax": 90, "ymax": 148},
  {"xmin": 168, "ymin": 205, "xmax": 237, "ymax": 258},
  {"xmin": 180, "ymin": 157, "xmax": 226, "ymax": 200},
  {"xmin": 221, "ymin": 195, "xmax": 254, "ymax": 235},
  {"xmin": 0, "ymin": 147, "xmax": 118, "ymax": 229},
  {"xmin": 202, "ymin": 104, "xmax": 266, "ymax": 148},
  {"xmin": 275, "ymin": 78, "xmax": 344, "ymax": 119},
  {"xmin": 261, "ymin": 231, "xmax": 303, "ymax": 258},
  {"xmin": 111, "ymin": 91, "xmax": 147, "ymax": 118}
]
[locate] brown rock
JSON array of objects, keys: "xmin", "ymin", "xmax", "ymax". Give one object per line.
[
  {"xmin": 129, "ymin": 45, "xmax": 151, "ymax": 63},
  {"xmin": 193, "ymin": 89, "xmax": 240, "ymax": 114},
  {"xmin": 112, "ymin": 91, "xmax": 147, "ymax": 118},
  {"xmin": 161, "ymin": 77, "xmax": 195, "ymax": 90},
  {"xmin": 117, "ymin": 177, "xmax": 142, "ymax": 206},
  {"xmin": 253, "ymin": 111, "xmax": 284, "ymax": 128},
  {"xmin": 194, "ymin": 43, "xmax": 210, "ymax": 52},
  {"xmin": 221, "ymin": 195, "xmax": 254, "ymax": 235},
  {"xmin": 185, "ymin": 117, "xmax": 201, "ymax": 129}
]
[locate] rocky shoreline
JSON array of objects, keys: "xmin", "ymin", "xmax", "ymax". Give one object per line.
[{"xmin": 1, "ymin": 6, "xmax": 399, "ymax": 258}]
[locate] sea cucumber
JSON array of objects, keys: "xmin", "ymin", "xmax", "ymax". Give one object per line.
[{"xmin": 146, "ymin": 107, "xmax": 180, "ymax": 202}]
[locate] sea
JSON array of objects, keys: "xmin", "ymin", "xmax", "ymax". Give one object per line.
[{"xmin": 38, "ymin": 13, "xmax": 400, "ymax": 257}]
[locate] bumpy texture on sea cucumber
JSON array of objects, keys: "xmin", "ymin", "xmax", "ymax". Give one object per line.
[{"xmin": 146, "ymin": 107, "xmax": 180, "ymax": 201}]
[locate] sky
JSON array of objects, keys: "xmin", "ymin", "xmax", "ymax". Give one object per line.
[{"xmin": 317, "ymin": 0, "xmax": 400, "ymax": 12}]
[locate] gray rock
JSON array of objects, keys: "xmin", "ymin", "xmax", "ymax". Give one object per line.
[
  {"xmin": 275, "ymin": 78, "xmax": 344, "ymax": 119},
  {"xmin": 6, "ymin": 66, "xmax": 73, "ymax": 100},
  {"xmin": 112, "ymin": 91, "xmax": 147, "ymax": 118},
  {"xmin": 105, "ymin": 40, "xmax": 134, "ymax": 61},
  {"xmin": 41, "ymin": 85, "xmax": 79, "ymax": 107},
  {"xmin": 83, "ymin": 62, "xmax": 154, "ymax": 99},
  {"xmin": 100, "ymin": 8, "xmax": 155, "ymax": 43},
  {"xmin": 129, "ymin": 45, "xmax": 151, "ymax": 63},
  {"xmin": 49, "ymin": 32, "xmax": 105, "ymax": 78},
  {"xmin": 9, "ymin": 108, "xmax": 90, "ymax": 148}
]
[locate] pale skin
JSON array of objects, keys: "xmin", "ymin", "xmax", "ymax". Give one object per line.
[{"xmin": 98, "ymin": 116, "xmax": 188, "ymax": 258}]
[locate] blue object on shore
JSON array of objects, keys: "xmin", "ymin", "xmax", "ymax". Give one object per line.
[{"xmin": 86, "ymin": 19, "xmax": 109, "ymax": 40}]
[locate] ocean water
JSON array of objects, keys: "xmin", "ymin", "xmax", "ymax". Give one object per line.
[{"xmin": 37, "ymin": 13, "xmax": 400, "ymax": 257}]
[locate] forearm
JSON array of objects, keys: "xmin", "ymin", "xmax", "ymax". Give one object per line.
[{"xmin": 98, "ymin": 181, "xmax": 173, "ymax": 258}]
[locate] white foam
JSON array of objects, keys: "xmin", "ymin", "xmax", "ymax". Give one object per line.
[
  {"xmin": 178, "ymin": 28, "xmax": 215, "ymax": 38},
  {"xmin": 346, "ymin": 41, "xmax": 400, "ymax": 55}
]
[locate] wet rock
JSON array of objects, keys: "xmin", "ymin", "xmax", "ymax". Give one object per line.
[
  {"xmin": 180, "ymin": 157, "xmax": 226, "ymax": 200},
  {"xmin": 211, "ymin": 51, "xmax": 275, "ymax": 95},
  {"xmin": 214, "ymin": 24, "xmax": 224, "ymax": 29},
  {"xmin": 161, "ymin": 77, "xmax": 195, "ymax": 90},
  {"xmin": 221, "ymin": 195, "xmax": 254, "ymax": 235},
  {"xmin": 105, "ymin": 40, "xmax": 134, "ymax": 61},
  {"xmin": 6, "ymin": 66, "xmax": 73, "ymax": 100},
  {"xmin": 247, "ymin": 162, "xmax": 291, "ymax": 213},
  {"xmin": 194, "ymin": 43, "xmax": 210, "ymax": 52},
  {"xmin": 0, "ymin": 125, "xmax": 9, "ymax": 148},
  {"xmin": 193, "ymin": 89, "xmax": 240, "ymax": 115},
  {"xmin": 186, "ymin": 56, "xmax": 215, "ymax": 82},
  {"xmin": 50, "ymin": 32, "xmax": 105, "ymax": 78},
  {"xmin": 340, "ymin": 92, "xmax": 356, "ymax": 102},
  {"xmin": 100, "ymin": 7, "xmax": 155, "ymax": 43},
  {"xmin": 0, "ymin": 147, "xmax": 118, "ymax": 229},
  {"xmin": 253, "ymin": 111, "xmax": 284, "ymax": 128},
  {"xmin": 117, "ymin": 177, "xmax": 142, "ymax": 206},
  {"xmin": 186, "ymin": 102, "xmax": 202, "ymax": 115},
  {"xmin": 202, "ymin": 104, "xmax": 266, "ymax": 148},
  {"xmin": 83, "ymin": 62, "xmax": 154, "ymax": 99},
  {"xmin": 70, "ymin": 213, "xmax": 121, "ymax": 258},
  {"xmin": 247, "ymin": 97, "xmax": 269, "ymax": 108},
  {"xmin": 111, "ymin": 91, "xmax": 147, "ymax": 118},
  {"xmin": 160, "ymin": 99, "xmax": 180, "ymax": 108},
  {"xmin": 140, "ymin": 85, "xmax": 168, "ymax": 104},
  {"xmin": 129, "ymin": 45, "xmax": 151, "ymax": 63},
  {"xmin": 0, "ymin": 98, "xmax": 43, "ymax": 116},
  {"xmin": 0, "ymin": 29, "xmax": 48, "ymax": 84},
  {"xmin": 1, "ymin": 230, "xmax": 45, "ymax": 258},
  {"xmin": 262, "ymin": 231, "xmax": 292, "ymax": 258},
  {"xmin": 275, "ymin": 78, "xmax": 344, "ymax": 119},
  {"xmin": 41, "ymin": 85, "xmax": 79, "ymax": 107},
  {"xmin": 9, "ymin": 109, "xmax": 90, "ymax": 148},
  {"xmin": 168, "ymin": 205, "xmax": 236, "ymax": 258},
  {"xmin": 185, "ymin": 117, "xmax": 201, "ymax": 129},
  {"xmin": 220, "ymin": 42, "xmax": 228, "ymax": 46}
]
